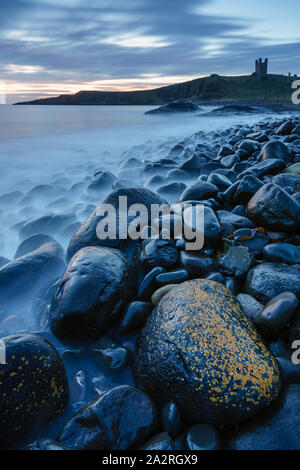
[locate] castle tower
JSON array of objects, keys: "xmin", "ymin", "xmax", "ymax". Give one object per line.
[{"xmin": 255, "ymin": 58, "xmax": 268, "ymax": 80}]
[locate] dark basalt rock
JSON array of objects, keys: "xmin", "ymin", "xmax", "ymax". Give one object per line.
[
  {"xmin": 263, "ymin": 243, "xmax": 300, "ymax": 264},
  {"xmin": 179, "ymin": 181, "xmax": 218, "ymax": 202},
  {"xmin": 139, "ymin": 239, "xmax": 178, "ymax": 270},
  {"xmin": 229, "ymin": 385, "xmax": 300, "ymax": 450},
  {"xmin": 237, "ymin": 293, "xmax": 263, "ymax": 320},
  {"xmin": 141, "ymin": 433, "xmax": 175, "ymax": 450},
  {"xmin": 276, "ymin": 121, "xmax": 294, "ymax": 136},
  {"xmin": 273, "ymin": 173, "xmax": 300, "ymax": 192},
  {"xmin": 14, "ymin": 233, "xmax": 62, "ymax": 260},
  {"xmin": 260, "ymin": 141, "xmax": 291, "ymax": 163},
  {"xmin": 253, "ymin": 292, "xmax": 299, "ymax": 338},
  {"xmin": 26, "ymin": 439, "xmax": 70, "ymax": 450},
  {"xmin": 238, "ymin": 139, "xmax": 260, "ymax": 156},
  {"xmin": 157, "ymin": 182, "xmax": 186, "ymax": 203},
  {"xmin": 67, "ymin": 188, "xmax": 167, "ymax": 261},
  {"xmin": 138, "ymin": 267, "xmax": 166, "ymax": 300},
  {"xmin": 219, "ymin": 245, "xmax": 254, "ymax": 279},
  {"xmin": 246, "ymin": 184, "xmax": 300, "ymax": 232},
  {"xmin": 182, "ymin": 205, "xmax": 222, "ymax": 248},
  {"xmin": 58, "ymin": 385, "xmax": 157, "ymax": 450},
  {"xmin": 119, "ymin": 301, "xmax": 153, "ymax": 334},
  {"xmin": 155, "ymin": 269, "xmax": 189, "ymax": 286},
  {"xmin": 134, "ymin": 280, "xmax": 280, "ymax": 425},
  {"xmin": 186, "ymin": 424, "xmax": 221, "ymax": 451},
  {"xmin": 233, "ymin": 175, "xmax": 263, "ymax": 204},
  {"xmin": 239, "ymin": 159, "xmax": 286, "ymax": 178},
  {"xmin": 0, "ymin": 242, "xmax": 66, "ymax": 313},
  {"xmin": 87, "ymin": 170, "xmax": 115, "ymax": 192},
  {"xmin": 179, "ymin": 251, "xmax": 217, "ymax": 278},
  {"xmin": 0, "ymin": 334, "xmax": 68, "ymax": 449},
  {"xmin": 245, "ymin": 263, "xmax": 300, "ymax": 303},
  {"xmin": 19, "ymin": 211, "xmax": 76, "ymax": 240},
  {"xmin": 50, "ymin": 246, "xmax": 136, "ymax": 344},
  {"xmin": 161, "ymin": 402, "xmax": 182, "ymax": 439},
  {"xmin": 145, "ymin": 101, "xmax": 199, "ymax": 115}
]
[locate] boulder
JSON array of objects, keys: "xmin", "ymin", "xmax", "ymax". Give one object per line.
[
  {"xmin": 260, "ymin": 141, "xmax": 290, "ymax": 163},
  {"xmin": 134, "ymin": 280, "xmax": 280, "ymax": 425}
]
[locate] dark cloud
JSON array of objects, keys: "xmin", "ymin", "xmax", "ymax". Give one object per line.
[{"xmin": 0, "ymin": 0, "xmax": 299, "ymax": 102}]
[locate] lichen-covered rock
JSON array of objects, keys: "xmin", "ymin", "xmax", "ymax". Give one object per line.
[
  {"xmin": 0, "ymin": 334, "xmax": 68, "ymax": 449},
  {"xmin": 134, "ymin": 280, "xmax": 281, "ymax": 425},
  {"xmin": 50, "ymin": 246, "xmax": 136, "ymax": 343}
]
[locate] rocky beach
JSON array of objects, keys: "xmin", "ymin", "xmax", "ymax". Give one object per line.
[{"xmin": 0, "ymin": 106, "xmax": 300, "ymax": 450}]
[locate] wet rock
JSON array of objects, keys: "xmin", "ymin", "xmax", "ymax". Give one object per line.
[
  {"xmin": 157, "ymin": 182, "xmax": 186, "ymax": 203},
  {"xmin": 151, "ymin": 284, "xmax": 179, "ymax": 307},
  {"xmin": 26, "ymin": 439, "xmax": 70, "ymax": 450},
  {"xmin": 240, "ymin": 159, "xmax": 286, "ymax": 178},
  {"xmin": 273, "ymin": 173, "xmax": 300, "ymax": 192},
  {"xmin": 207, "ymin": 173, "xmax": 232, "ymax": 191},
  {"xmin": 218, "ymin": 144, "xmax": 234, "ymax": 157},
  {"xmin": 67, "ymin": 188, "xmax": 166, "ymax": 260},
  {"xmin": 162, "ymin": 402, "xmax": 182, "ymax": 439},
  {"xmin": 179, "ymin": 251, "xmax": 217, "ymax": 278},
  {"xmin": 233, "ymin": 175, "xmax": 263, "ymax": 204},
  {"xmin": 58, "ymin": 385, "xmax": 157, "ymax": 450},
  {"xmin": 276, "ymin": 121, "xmax": 294, "ymax": 136},
  {"xmin": 14, "ymin": 233, "xmax": 61, "ymax": 259},
  {"xmin": 145, "ymin": 101, "xmax": 199, "ymax": 115},
  {"xmin": 180, "ymin": 155, "xmax": 206, "ymax": 176},
  {"xmin": 119, "ymin": 301, "xmax": 153, "ymax": 334},
  {"xmin": 254, "ymin": 292, "xmax": 299, "ymax": 338},
  {"xmin": 138, "ymin": 267, "xmax": 166, "ymax": 300},
  {"xmin": 89, "ymin": 336, "xmax": 133, "ymax": 371},
  {"xmin": 217, "ymin": 210, "xmax": 255, "ymax": 232},
  {"xmin": 229, "ymin": 385, "xmax": 300, "ymax": 450},
  {"xmin": 219, "ymin": 245, "xmax": 254, "ymax": 279},
  {"xmin": 19, "ymin": 211, "xmax": 76, "ymax": 240},
  {"xmin": 231, "ymin": 228, "xmax": 269, "ymax": 255},
  {"xmin": 238, "ymin": 139, "xmax": 260, "ymax": 156},
  {"xmin": 263, "ymin": 243, "xmax": 300, "ymax": 264},
  {"xmin": 0, "ymin": 334, "xmax": 68, "ymax": 449},
  {"xmin": 181, "ymin": 205, "xmax": 222, "ymax": 248},
  {"xmin": 245, "ymin": 263, "xmax": 300, "ymax": 303},
  {"xmin": 260, "ymin": 141, "xmax": 290, "ymax": 163},
  {"xmin": 155, "ymin": 269, "xmax": 189, "ymax": 286},
  {"xmin": 247, "ymin": 184, "xmax": 300, "ymax": 232},
  {"xmin": 186, "ymin": 424, "xmax": 221, "ymax": 450},
  {"xmin": 141, "ymin": 433, "xmax": 175, "ymax": 450},
  {"xmin": 237, "ymin": 293, "xmax": 263, "ymax": 320},
  {"xmin": 179, "ymin": 181, "xmax": 218, "ymax": 202},
  {"xmin": 139, "ymin": 239, "xmax": 178, "ymax": 270},
  {"xmin": 221, "ymin": 154, "xmax": 240, "ymax": 168},
  {"xmin": 50, "ymin": 246, "xmax": 136, "ymax": 343},
  {"xmin": 0, "ymin": 242, "xmax": 66, "ymax": 313},
  {"xmin": 284, "ymin": 162, "xmax": 300, "ymax": 175},
  {"xmin": 134, "ymin": 280, "xmax": 280, "ymax": 425},
  {"xmin": 166, "ymin": 168, "xmax": 191, "ymax": 183}
]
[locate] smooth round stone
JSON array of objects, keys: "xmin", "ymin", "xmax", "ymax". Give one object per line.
[
  {"xmin": 141, "ymin": 433, "xmax": 175, "ymax": 451},
  {"xmin": 182, "ymin": 205, "xmax": 222, "ymax": 249},
  {"xmin": 207, "ymin": 173, "xmax": 232, "ymax": 191},
  {"xmin": 238, "ymin": 139, "xmax": 260, "ymax": 156},
  {"xmin": 240, "ymin": 159, "xmax": 286, "ymax": 178},
  {"xmin": 155, "ymin": 269, "xmax": 189, "ymax": 286},
  {"xmin": 276, "ymin": 357, "xmax": 300, "ymax": 385},
  {"xmin": 58, "ymin": 385, "xmax": 157, "ymax": 450},
  {"xmin": 260, "ymin": 141, "xmax": 290, "ymax": 163},
  {"xmin": 157, "ymin": 182, "xmax": 187, "ymax": 204},
  {"xmin": 205, "ymin": 272, "xmax": 224, "ymax": 283},
  {"xmin": 89, "ymin": 336, "xmax": 133, "ymax": 371},
  {"xmin": 224, "ymin": 277, "xmax": 238, "ymax": 295},
  {"xmin": 284, "ymin": 163, "xmax": 300, "ymax": 175},
  {"xmin": 14, "ymin": 233, "xmax": 60, "ymax": 260},
  {"xmin": 26, "ymin": 439, "xmax": 70, "ymax": 450},
  {"xmin": 139, "ymin": 239, "xmax": 178, "ymax": 270},
  {"xmin": 229, "ymin": 385, "xmax": 300, "ymax": 450},
  {"xmin": 232, "ymin": 228, "xmax": 269, "ymax": 255},
  {"xmin": 179, "ymin": 251, "xmax": 217, "ymax": 278},
  {"xmin": 246, "ymin": 263, "xmax": 300, "ymax": 303},
  {"xmin": 221, "ymin": 154, "xmax": 240, "ymax": 168},
  {"xmin": 151, "ymin": 284, "xmax": 179, "ymax": 307},
  {"xmin": 119, "ymin": 301, "xmax": 153, "ymax": 334},
  {"xmin": 273, "ymin": 173, "xmax": 300, "ymax": 192},
  {"xmin": 135, "ymin": 280, "xmax": 281, "ymax": 425},
  {"xmin": 179, "ymin": 182, "xmax": 218, "ymax": 202},
  {"xmin": 186, "ymin": 424, "xmax": 221, "ymax": 450},
  {"xmin": 138, "ymin": 267, "xmax": 166, "ymax": 301},
  {"xmin": 161, "ymin": 402, "xmax": 182, "ymax": 439},
  {"xmin": 247, "ymin": 183, "xmax": 300, "ymax": 233},
  {"xmin": 237, "ymin": 293, "xmax": 263, "ymax": 320},
  {"xmin": 219, "ymin": 246, "xmax": 254, "ymax": 279},
  {"xmin": 254, "ymin": 292, "xmax": 299, "ymax": 338},
  {"xmin": 233, "ymin": 175, "xmax": 263, "ymax": 204},
  {"xmin": 0, "ymin": 334, "xmax": 68, "ymax": 449},
  {"xmin": 263, "ymin": 243, "xmax": 300, "ymax": 264},
  {"xmin": 218, "ymin": 144, "xmax": 234, "ymax": 157},
  {"xmin": 50, "ymin": 246, "xmax": 136, "ymax": 343}
]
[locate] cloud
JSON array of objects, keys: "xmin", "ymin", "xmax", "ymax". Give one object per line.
[{"xmin": 0, "ymin": 0, "xmax": 299, "ymax": 102}]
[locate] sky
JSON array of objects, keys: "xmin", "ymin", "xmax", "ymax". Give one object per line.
[{"xmin": 0, "ymin": 0, "xmax": 300, "ymax": 103}]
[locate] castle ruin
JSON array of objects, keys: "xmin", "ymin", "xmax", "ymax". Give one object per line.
[{"xmin": 254, "ymin": 58, "xmax": 268, "ymax": 80}]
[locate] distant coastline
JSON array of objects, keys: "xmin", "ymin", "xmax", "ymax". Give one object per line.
[{"xmin": 14, "ymin": 73, "xmax": 299, "ymax": 108}]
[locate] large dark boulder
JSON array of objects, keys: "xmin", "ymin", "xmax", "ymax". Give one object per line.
[
  {"xmin": 0, "ymin": 242, "xmax": 66, "ymax": 313},
  {"xmin": 19, "ymin": 211, "xmax": 76, "ymax": 240},
  {"xmin": 245, "ymin": 263, "xmax": 300, "ymax": 303},
  {"xmin": 134, "ymin": 280, "xmax": 280, "ymax": 425},
  {"xmin": 0, "ymin": 334, "xmax": 68, "ymax": 449},
  {"xmin": 179, "ymin": 182, "xmax": 218, "ymax": 202},
  {"xmin": 58, "ymin": 385, "xmax": 157, "ymax": 450},
  {"xmin": 246, "ymin": 183, "xmax": 300, "ymax": 232},
  {"xmin": 14, "ymin": 233, "xmax": 61, "ymax": 259},
  {"xmin": 229, "ymin": 385, "xmax": 300, "ymax": 450},
  {"xmin": 67, "ymin": 188, "xmax": 167, "ymax": 261},
  {"xmin": 260, "ymin": 141, "xmax": 290, "ymax": 163},
  {"xmin": 50, "ymin": 246, "xmax": 136, "ymax": 343}
]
